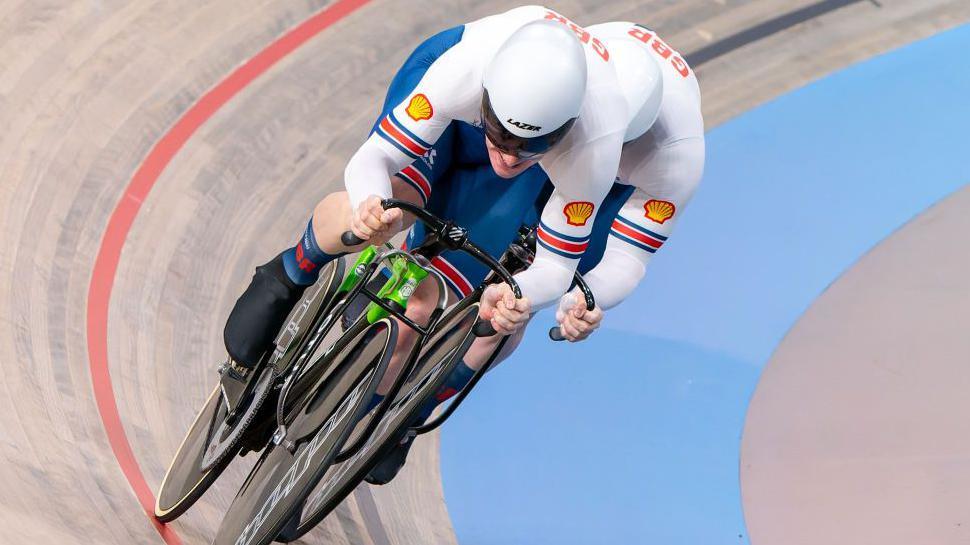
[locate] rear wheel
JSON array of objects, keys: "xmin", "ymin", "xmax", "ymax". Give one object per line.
[
  {"xmin": 212, "ymin": 318, "xmax": 397, "ymax": 545},
  {"xmin": 155, "ymin": 385, "xmax": 233, "ymax": 522},
  {"xmin": 154, "ymin": 259, "xmax": 344, "ymax": 520},
  {"xmin": 276, "ymin": 301, "xmax": 481, "ymax": 542}
]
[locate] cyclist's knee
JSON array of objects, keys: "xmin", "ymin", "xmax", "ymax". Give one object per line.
[
  {"xmin": 404, "ymin": 274, "xmax": 446, "ymax": 324},
  {"xmin": 311, "ymin": 192, "xmax": 354, "ymax": 254}
]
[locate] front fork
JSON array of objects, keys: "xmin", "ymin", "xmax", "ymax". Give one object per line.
[{"xmin": 338, "ymin": 244, "xmax": 431, "ymax": 324}]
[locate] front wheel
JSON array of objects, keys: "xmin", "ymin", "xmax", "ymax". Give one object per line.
[
  {"xmin": 212, "ymin": 318, "xmax": 397, "ymax": 545},
  {"xmin": 277, "ymin": 300, "xmax": 481, "ymax": 542}
]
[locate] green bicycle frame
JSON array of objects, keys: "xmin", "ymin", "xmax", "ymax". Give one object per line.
[{"xmin": 337, "ymin": 244, "xmax": 430, "ymax": 324}]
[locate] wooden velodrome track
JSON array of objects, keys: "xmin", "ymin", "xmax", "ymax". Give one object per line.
[{"xmin": 1, "ymin": 1, "xmax": 968, "ymax": 544}]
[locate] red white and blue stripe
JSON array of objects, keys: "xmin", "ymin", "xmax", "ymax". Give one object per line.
[
  {"xmin": 536, "ymin": 220, "xmax": 589, "ymax": 259},
  {"xmin": 609, "ymin": 216, "xmax": 667, "ymax": 253},
  {"xmin": 376, "ymin": 111, "xmax": 432, "ymax": 159},
  {"xmin": 398, "ymin": 165, "xmax": 432, "ymax": 205}
]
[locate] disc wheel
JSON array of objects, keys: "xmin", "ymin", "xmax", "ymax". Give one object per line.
[
  {"xmin": 212, "ymin": 318, "xmax": 397, "ymax": 545},
  {"xmin": 154, "ymin": 259, "xmax": 344, "ymax": 520},
  {"xmin": 276, "ymin": 301, "xmax": 481, "ymax": 542},
  {"xmin": 199, "ymin": 369, "xmax": 275, "ymax": 470},
  {"xmin": 155, "ymin": 385, "xmax": 233, "ymax": 522},
  {"xmin": 200, "ymin": 258, "xmax": 345, "ymax": 471}
]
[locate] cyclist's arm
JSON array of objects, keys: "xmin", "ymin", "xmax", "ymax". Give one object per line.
[
  {"xmin": 515, "ymin": 135, "xmax": 621, "ymax": 309},
  {"xmin": 389, "ymin": 124, "xmax": 457, "ymax": 230},
  {"xmin": 582, "ymin": 136, "xmax": 704, "ymax": 309},
  {"xmin": 345, "ymin": 46, "xmax": 471, "ymax": 208}
]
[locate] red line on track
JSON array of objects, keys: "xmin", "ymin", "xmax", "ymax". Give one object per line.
[{"xmin": 85, "ymin": 1, "xmax": 371, "ymax": 542}]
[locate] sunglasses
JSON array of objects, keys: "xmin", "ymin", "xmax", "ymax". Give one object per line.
[{"xmin": 481, "ymin": 90, "xmax": 575, "ymax": 160}]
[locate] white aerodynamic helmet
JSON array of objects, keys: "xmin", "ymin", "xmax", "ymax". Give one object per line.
[
  {"xmin": 588, "ymin": 22, "xmax": 664, "ymax": 142},
  {"xmin": 483, "ymin": 20, "xmax": 587, "ymax": 158}
]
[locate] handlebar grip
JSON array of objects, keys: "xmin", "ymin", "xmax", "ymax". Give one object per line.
[
  {"xmin": 548, "ymin": 327, "xmax": 566, "ymax": 342},
  {"xmin": 473, "ymin": 319, "xmax": 497, "ymax": 337},
  {"xmin": 341, "ymin": 231, "xmax": 366, "ymax": 247}
]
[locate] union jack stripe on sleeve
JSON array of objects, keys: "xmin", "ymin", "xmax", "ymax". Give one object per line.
[
  {"xmin": 536, "ymin": 220, "xmax": 590, "ymax": 259},
  {"xmin": 609, "ymin": 216, "xmax": 667, "ymax": 253},
  {"xmin": 398, "ymin": 165, "xmax": 432, "ymax": 205},
  {"xmin": 376, "ymin": 111, "xmax": 432, "ymax": 159}
]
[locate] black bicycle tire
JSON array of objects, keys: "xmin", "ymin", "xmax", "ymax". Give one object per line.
[
  {"xmin": 277, "ymin": 300, "xmax": 481, "ymax": 542},
  {"xmin": 212, "ymin": 318, "xmax": 397, "ymax": 545}
]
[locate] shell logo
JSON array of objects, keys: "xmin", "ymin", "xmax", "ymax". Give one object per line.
[
  {"xmin": 563, "ymin": 201, "xmax": 595, "ymax": 226},
  {"xmin": 406, "ymin": 93, "xmax": 433, "ymax": 122},
  {"xmin": 643, "ymin": 199, "xmax": 675, "ymax": 224}
]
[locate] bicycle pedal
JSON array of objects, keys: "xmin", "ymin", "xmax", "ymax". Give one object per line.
[
  {"xmin": 220, "ymin": 357, "xmax": 252, "ymax": 381},
  {"xmin": 219, "ymin": 358, "xmax": 253, "ymax": 414}
]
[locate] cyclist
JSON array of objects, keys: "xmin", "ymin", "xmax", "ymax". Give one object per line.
[
  {"xmin": 550, "ymin": 21, "xmax": 704, "ymax": 342},
  {"xmin": 365, "ymin": 21, "xmax": 705, "ymax": 484},
  {"xmin": 222, "ymin": 6, "xmax": 627, "ymax": 382}
]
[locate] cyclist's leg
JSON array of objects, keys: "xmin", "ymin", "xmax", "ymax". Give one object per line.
[
  {"xmin": 223, "ymin": 173, "xmax": 431, "ymax": 369},
  {"xmin": 364, "ymin": 282, "xmax": 515, "ymax": 486},
  {"xmin": 365, "ymin": 182, "xmax": 550, "ymax": 484},
  {"xmin": 223, "ymin": 212, "xmax": 347, "ymax": 367},
  {"xmin": 363, "ymin": 274, "xmax": 458, "ymax": 485},
  {"xmin": 372, "ymin": 265, "xmax": 454, "ymax": 394},
  {"xmin": 463, "ymin": 324, "xmax": 525, "ymax": 369}
]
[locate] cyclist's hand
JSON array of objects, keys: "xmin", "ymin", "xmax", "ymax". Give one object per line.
[
  {"xmin": 555, "ymin": 290, "xmax": 602, "ymax": 342},
  {"xmin": 479, "ymin": 283, "xmax": 531, "ymax": 335},
  {"xmin": 350, "ymin": 195, "xmax": 403, "ymax": 243}
]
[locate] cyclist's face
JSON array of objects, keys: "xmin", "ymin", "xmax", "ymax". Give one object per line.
[{"xmin": 485, "ymin": 135, "xmax": 540, "ymax": 179}]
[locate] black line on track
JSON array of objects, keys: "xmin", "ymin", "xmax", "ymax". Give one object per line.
[{"xmin": 688, "ymin": 0, "xmax": 877, "ymax": 67}]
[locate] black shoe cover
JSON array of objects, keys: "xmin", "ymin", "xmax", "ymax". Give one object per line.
[
  {"xmin": 223, "ymin": 252, "xmax": 306, "ymax": 367},
  {"xmin": 365, "ymin": 431, "xmax": 417, "ymax": 486}
]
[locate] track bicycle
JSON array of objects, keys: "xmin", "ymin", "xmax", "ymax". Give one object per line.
[
  {"xmin": 154, "ymin": 197, "xmax": 505, "ymax": 521},
  {"xmin": 206, "ymin": 199, "xmax": 568, "ymax": 545},
  {"xmin": 272, "ymin": 214, "xmax": 595, "ymax": 543},
  {"xmin": 155, "ymin": 239, "xmax": 351, "ymax": 522}
]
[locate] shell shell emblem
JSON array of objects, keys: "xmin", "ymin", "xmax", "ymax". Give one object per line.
[
  {"xmin": 643, "ymin": 199, "xmax": 675, "ymax": 224},
  {"xmin": 406, "ymin": 93, "xmax": 434, "ymax": 122},
  {"xmin": 563, "ymin": 201, "xmax": 595, "ymax": 226}
]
